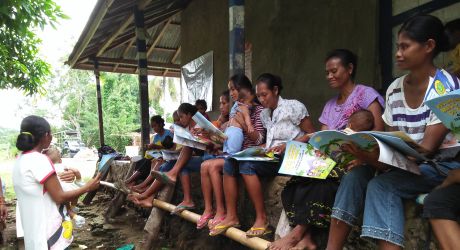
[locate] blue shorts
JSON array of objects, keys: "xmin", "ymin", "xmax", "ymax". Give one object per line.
[
  {"xmin": 223, "ymin": 126, "xmax": 244, "ymax": 154},
  {"xmin": 158, "ymin": 156, "xmax": 204, "ymax": 175}
]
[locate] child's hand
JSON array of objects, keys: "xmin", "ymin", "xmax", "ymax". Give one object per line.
[{"xmin": 247, "ymin": 124, "xmax": 255, "ymax": 133}]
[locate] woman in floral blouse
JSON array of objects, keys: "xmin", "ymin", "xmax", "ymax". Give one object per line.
[{"xmin": 209, "ymin": 73, "xmax": 316, "ymax": 237}]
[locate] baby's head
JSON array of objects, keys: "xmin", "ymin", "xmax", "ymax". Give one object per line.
[
  {"xmin": 45, "ymin": 147, "xmax": 62, "ymax": 164},
  {"xmin": 347, "ymin": 110, "xmax": 374, "ymax": 132},
  {"xmin": 195, "ymin": 99, "xmax": 207, "ymax": 114}
]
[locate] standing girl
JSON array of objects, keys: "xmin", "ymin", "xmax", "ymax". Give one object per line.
[{"xmin": 13, "ymin": 115, "xmax": 100, "ymax": 250}]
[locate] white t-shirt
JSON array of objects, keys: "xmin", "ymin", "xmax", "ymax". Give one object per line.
[
  {"xmin": 13, "ymin": 151, "xmax": 72, "ymax": 250},
  {"xmin": 382, "ymin": 69, "xmax": 460, "ymax": 143}
]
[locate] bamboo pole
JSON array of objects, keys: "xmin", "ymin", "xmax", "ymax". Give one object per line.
[{"xmin": 152, "ymin": 199, "xmax": 271, "ymax": 250}]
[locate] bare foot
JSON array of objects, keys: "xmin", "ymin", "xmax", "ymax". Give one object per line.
[
  {"xmin": 290, "ymin": 231, "xmax": 316, "ymax": 250},
  {"xmin": 269, "ymin": 225, "xmax": 307, "ymax": 250},
  {"xmin": 137, "ymin": 196, "xmax": 154, "ymax": 208}
]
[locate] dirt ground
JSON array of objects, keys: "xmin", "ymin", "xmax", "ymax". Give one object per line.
[
  {"xmin": 0, "ymin": 156, "xmax": 149, "ymax": 250},
  {"xmin": 0, "ymin": 192, "xmax": 148, "ymax": 250}
]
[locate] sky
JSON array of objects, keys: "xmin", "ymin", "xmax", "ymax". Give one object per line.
[{"xmin": 0, "ymin": 0, "xmax": 96, "ymax": 130}]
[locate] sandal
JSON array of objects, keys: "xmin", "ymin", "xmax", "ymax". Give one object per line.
[
  {"xmin": 197, "ymin": 213, "xmax": 215, "ymax": 229},
  {"xmin": 151, "ymin": 170, "xmax": 176, "ymax": 186},
  {"xmin": 209, "ymin": 222, "xmax": 241, "ymax": 236},
  {"xmin": 208, "ymin": 216, "xmax": 226, "ymax": 229},
  {"xmin": 246, "ymin": 223, "xmax": 272, "ymax": 238},
  {"xmin": 170, "ymin": 204, "xmax": 195, "ymax": 215}
]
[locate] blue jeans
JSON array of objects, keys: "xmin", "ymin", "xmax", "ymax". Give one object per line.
[
  {"xmin": 332, "ymin": 161, "xmax": 460, "ymax": 247},
  {"xmin": 158, "ymin": 156, "xmax": 204, "ymax": 175}
]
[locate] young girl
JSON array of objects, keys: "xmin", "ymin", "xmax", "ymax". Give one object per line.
[
  {"xmin": 327, "ymin": 15, "xmax": 460, "ymax": 250},
  {"xmin": 13, "ymin": 115, "xmax": 100, "ymax": 249},
  {"xmin": 198, "ymin": 74, "xmax": 265, "ymax": 230}
]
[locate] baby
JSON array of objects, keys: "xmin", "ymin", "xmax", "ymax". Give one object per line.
[
  {"xmin": 346, "ymin": 109, "xmax": 374, "ymax": 132},
  {"xmin": 45, "ymin": 148, "xmax": 84, "ymax": 225},
  {"xmin": 223, "ymin": 89, "xmax": 254, "ymax": 154}
]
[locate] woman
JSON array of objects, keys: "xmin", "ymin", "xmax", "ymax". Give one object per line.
[
  {"xmin": 198, "ymin": 74, "xmax": 265, "ymax": 229},
  {"xmin": 211, "ymin": 73, "xmax": 316, "ymax": 237},
  {"xmin": 327, "ymin": 15, "xmax": 460, "ymax": 250},
  {"xmin": 269, "ymin": 49, "xmax": 384, "ymax": 250},
  {"xmin": 13, "ymin": 115, "xmax": 100, "ymax": 249}
]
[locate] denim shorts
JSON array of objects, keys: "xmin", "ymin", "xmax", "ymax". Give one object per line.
[
  {"xmin": 332, "ymin": 161, "xmax": 460, "ymax": 247},
  {"xmin": 423, "ymin": 183, "xmax": 460, "ymax": 221},
  {"xmin": 223, "ymin": 126, "xmax": 244, "ymax": 154},
  {"xmin": 223, "ymin": 158, "xmax": 280, "ymax": 176},
  {"xmin": 158, "ymin": 155, "xmax": 204, "ymax": 175}
]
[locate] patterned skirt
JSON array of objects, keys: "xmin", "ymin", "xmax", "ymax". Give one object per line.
[{"xmin": 281, "ymin": 166, "xmax": 346, "ymax": 228}]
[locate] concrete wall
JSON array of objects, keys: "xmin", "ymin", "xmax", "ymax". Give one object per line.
[
  {"xmin": 392, "ymin": 1, "xmax": 460, "ymax": 76},
  {"xmin": 246, "ymin": 0, "xmax": 379, "ymax": 126},
  {"xmin": 181, "ymin": 0, "xmax": 379, "ymax": 125},
  {"xmin": 180, "ymin": 0, "xmax": 229, "ymax": 116}
]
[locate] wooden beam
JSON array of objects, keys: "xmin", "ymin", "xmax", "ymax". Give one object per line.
[
  {"xmin": 146, "ymin": 18, "xmax": 172, "ymax": 58},
  {"xmin": 392, "ymin": 0, "xmax": 460, "ymax": 26},
  {"xmin": 94, "ymin": 57, "xmax": 180, "ymax": 70},
  {"xmin": 151, "ymin": 199, "xmax": 271, "ymax": 250},
  {"xmin": 75, "ymin": 63, "xmax": 181, "ymax": 77},
  {"xmin": 171, "ymin": 46, "xmax": 181, "ymax": 64},
  {"xmin": 93, "ymin": 60, "xmax": 105, "ymax": 147},
  {"xmin": 96, "ymin": 0, "xmax": 153, "ymax": 57},
  {"xmin": 68, "ymin": 0, "xmax": 115, "ymax": 67}
]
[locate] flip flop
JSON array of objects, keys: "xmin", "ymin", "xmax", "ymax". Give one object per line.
[
  {"xmin": 196, "ymin": 213, "xmax": 215, "ymax": 229},
  {"xmin": 209, "ymin": 222, "xmax": 240, "ymax": 236},
  {"xmin": 246, "ymin": 223, "xmax": 272, "ymax": 238},
  {"xmin": 208, "ymin": 216, "xmax": 226, "ymax": 229},
  {"xmin": 170, "ymin": 204, "xmax": 195, "ymax": 215},
  {"xmin": 151, "ymin": 170, "xmax": 176, "ymax": 186}
]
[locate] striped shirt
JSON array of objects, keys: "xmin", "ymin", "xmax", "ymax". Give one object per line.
[
  {"xmin": 383, "ymin": 69, "xmax": 460, "ymax": 143},
  {"xmin": 243, "ymin": 104, "xmax": 266, "ymax": 149}
]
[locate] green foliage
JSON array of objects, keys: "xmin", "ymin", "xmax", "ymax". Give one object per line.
[
  {"xmin": 0, "ymin": 127, "xmax": 19, "ymax": 160},
  {"xmin": 0, "ymin": 0, "xmax": 67, "ymax": 95},
  {"xmin": 100, "ymin": 73, "xmax": 140, "ymax": 151}
]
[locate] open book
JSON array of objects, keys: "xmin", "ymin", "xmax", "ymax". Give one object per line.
[
  {"xmin": 172, "ymin": 112, "xmax": 228, "ymax": 150},
  {"xmin": 278, "ymin": 141, "xmax": 336, "ymax": 179},
  {"xmin": 424, "ymin": 70, "xmax": 460, "ymax": 140},
  {"xmin": 229, "ymin": 147, "xmax": 279, "ymax": 162},
  {"xmin": 309, "ymin": 130, "xmax": 426, "ymax": 174}
]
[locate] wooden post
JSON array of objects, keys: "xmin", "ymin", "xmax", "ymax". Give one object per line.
[
  {"xmin": 135, "ymin": 7, "xmax": 150, "ymax": 149},
  {"xmin": 142, "ymin": 185, "xmax": 175, "ymax": 250},
  {"xmin": 229, "ymin": 0, "xmax": 245, "ymax": 76},
  {"xmin": 94, "ymin": 60, "xmax": 105, "ymax": 146}
]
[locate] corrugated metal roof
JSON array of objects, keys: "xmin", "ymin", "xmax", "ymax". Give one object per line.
[{"xmin": 67, "ymin": 0, "xmax": 188, "ymax": 77}]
